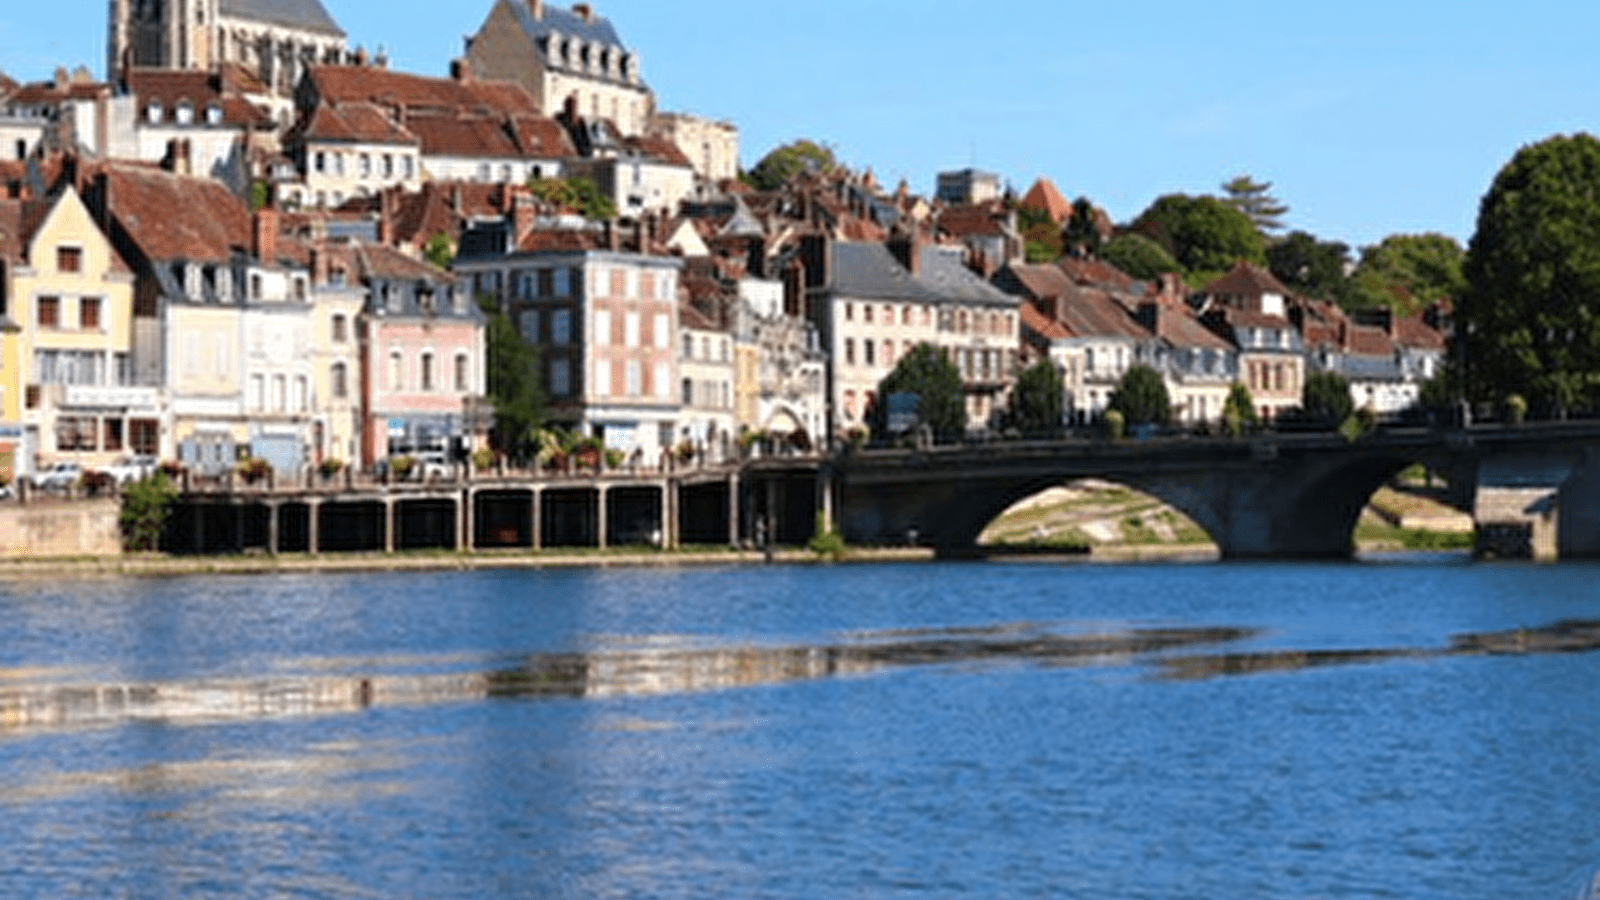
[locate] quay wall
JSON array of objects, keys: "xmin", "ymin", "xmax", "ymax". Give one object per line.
[{"xmin": 0, "ymin": 500, "xmax": 121, "ymax": 558}]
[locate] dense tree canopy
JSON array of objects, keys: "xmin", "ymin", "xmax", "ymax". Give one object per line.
[
  {"xmin": 1266, "ymin": 230, "xmax": 1350, "ymax": 301},
  {"xmin": 1461, "ymin": 133, "xmax": 1600, "ymax": 413},
  {"xmin": 1062, "ymin": 197, "xmax": 1102, "ymax": 258},
  {"xmin": 1131, "ymin": 194, "xmax": 1266, "ymax": 284},
  {"xmin": 1221, "ymin": 174, "xmax": 1288, "ymax": 235},
  {"xmin": 1342, "ymin": 233, "xmax": 1465, "ymax": 315},
  {"xmin": 745, "ymin": 139, "xmax": 837, "ymax": 191},
  {"xmin": 870, "ymin": 343, "xmax": 966, "ymax": 442},
  {"xmin": 527, "ymin": 176, "xmax": 616, "ymax": 221},
  {"xmin": 1018, "ymin": 206, "xmax": 1063, "ymax": 263},
  {"xmin": 479, "ymin": 297, "xmax": 545, "ymax": 459},
  {"xmin": 1109, "ymin": 364, "xmax": 1170, "ymax": 426},
  {"xmin": 1101, "ymin": 232, "xmax": 1181, "ymax": 280},
  {"xmin": 1008, "ymin": 359, "xmax": 1063, "ymax": 437},
  {"xmin": 1301, "ymin": 371, "xmax": 1354, "ymax": 425}
]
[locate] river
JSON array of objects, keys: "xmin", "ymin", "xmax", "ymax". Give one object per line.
[{"xmin": 1, "ymin": 555, "xmax": 1598, "ymax": 899}]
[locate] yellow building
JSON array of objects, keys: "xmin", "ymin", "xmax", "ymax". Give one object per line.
[{"xmin": 4, "ymin": 186, "xmax": 147, "ymax": 478}]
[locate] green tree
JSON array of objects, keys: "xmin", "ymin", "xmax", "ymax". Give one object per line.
[
  {"xmin": 1220, "ymin": 174, "xmax": 1288, "ymax": 235},
  {"xmin": 1062, "ymin": 197, "xmax": 1102, "ymax": 258},
  {"xmin": 1266, "ymin": 230, "xmax": 1350, "ymax": 300},
  {"xmin": 1101, "ymin": 232, "xmax": 1181, "ymax": 280},
  {"xmin": 527, "ymin": 176, "xmax": 616, "ymax": 221},
  {"xmin": 423, "ymin": 231, "xmax": 453, "ymax": 269},
  {"xmin": 1018, "ymin": 206, "xmax": 1062, "ymax": 263},
  {"xmin": 1342, "ymin": 233, "xmax": 1465, "ymax": 315},
  {"xmin": 1132, "ymin": 193, "xmax": 1266, "ymax": 283},
  {"xmin": 1109, "ymin": 364, "xmax": 1170, "ymax": 426},
  {"xmin": 479, "ymin": 296, "xmax": 545, "ymax": 458},
  {"xmin": 744, "ymin": 139, "xmax": 837, "ymax": 191},
  {"xmin": 870, "ymin": 342, "xmax": 966, "ymax": 443},
  {"xmin": 1222, "ymin": 381, "xmax": 1259, "ymax": 435},
  {"xmin": 119, "ymin": 472, "xmax": 176, "ymax": 552},
  {"xmin": 1008, "ymin": 359, "xmax": 1063, "ymax": 437},
  {"xmin": 1301, "ymin": 371, "xmax": 1354, "ymax": 425},
  {"xmin": 1461, "ymin": 134, "xmax": 1600, "ymax": 413}
]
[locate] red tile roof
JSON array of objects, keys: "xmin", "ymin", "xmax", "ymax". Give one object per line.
[
  {"xmin": 297, "ymin": 102, "xmax": 418, "ymax": 145},
  {"xmin": 1019, "ymin": 298, "xmax": 1070, "ymax": 341},
  {"xmin": 99, "ymin": 163, "xmax": 251, "ymax": 262},
  {"xmin": 1393, "ymin": 314, "xmax": 1446, "ymax": 351},
  {"xmin": 308, "ymin": 65, "xmax": 538, "ymax": 117},
  {"xmin": 1019, "ymin": 177, "xmax": 1071, "ymax": 224},
  {"xmin": 1203, "ymin": 259, "xmax": 1292, "ymax": 298},
  {"xmin": 122, "ymin": 68, "xmax": 275, "ymax": 128},
  {"xmin": 1058, "ymin": 255, "xmax": 1139, "ymax": 291},
  {"xmin": 936, "ymin": 202, "xmax": 1010, "ymax": 238},
  {"xmin": 1345, "ymin": 322, "xmax": 1394, "ymax": 357},
  {"xmin": 1055, "ymin": 284, "xmax": 1151, "ymax": 341}
]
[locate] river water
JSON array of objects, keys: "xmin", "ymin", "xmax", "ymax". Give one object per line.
[{"xmin": 2, "ymin": 555, "xmax": 1598, "ymax": 899}]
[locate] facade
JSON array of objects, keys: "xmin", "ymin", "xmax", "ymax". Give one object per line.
[
  {"xmin": 353, "ymin": 244, "xmax": 483, "ymax": 464},
  {"xmin": 99, "ymin": 68, "xmax": 277, "ymax": 194},
  {"xmin": 3, "ymin": 187, "xmax": 147, "ymax": 479},
  {"xmin": 648, "ymin": 112, "xmax": 738, "ymax": 185},
  {"xmin": 737, "ymin": 275, "xmax": 824, "ymax": 442},
  {"xmin": 464, "ymin": 0, "xmax": 652, "ymax": 136},
  {"xmin": 1200, "ymin": 262, "xmax": 1304, "ymax": 421},
  {"xmin": 935, "ymin": 168, "xmax": 1001, "ymax": 206},
  {"xmin": 676, "ymin": 295, "xmax": 735, "ymax": 460},
  {"xmin": 107, "ymin": 0, "xmax": 349, "ymax": 100},
  {"xmin": 453, "ymin": 220, "xmax": 683, "ymax": 460}
]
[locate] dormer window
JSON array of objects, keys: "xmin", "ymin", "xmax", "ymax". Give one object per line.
[
  {"xmin": 417, "ymin": 282, "xmax": 435, "ymax": 314},
  {"xmin": 175, "ymin": 101, "xmax": 193, "ymax": 125},
  {"xmin": 146, "ymin": 100, "xmax": 163, "ymax": 124},
  {"xmin": 205, "ymin": 104, "xmax": 223, "ymax": 125}
]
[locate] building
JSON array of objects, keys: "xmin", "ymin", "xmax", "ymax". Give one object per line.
[
  {"xmin": 453, "ymin": 209, "xmax": 683, "ymax": 460},
  {"xmin": 107, "ymin": 0, "xmax": 350, "ymax": 99},
  {"xmin": 648, "ymin": 111, "xmax": 738, "ymax": 185},
  {"xmin": 935, "ymin": 168, "xmax": 1001, "ymax": 206},
  {"xmin": 676, "ymin": 280, "xmax": 735, "ymax": 460},
  {"xmin": 1199, "ymin": 261, "xmax": 1304, "ymax": 421},
  {"xmin": 463, "ymin": 0, "xmax": 653, "ymax": 136},
  {"xmin": 1, "ymin": 185, "xmax": 147, "ymax": 480}
]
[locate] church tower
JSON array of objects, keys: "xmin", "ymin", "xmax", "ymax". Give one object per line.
[{"xmin": 107, "ymin": 0, "xmax": 221, "ymax": 81}]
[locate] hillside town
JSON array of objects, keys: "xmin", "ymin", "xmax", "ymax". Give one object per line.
[{"xmin": 0, "ymin": 0, "xmax": 1453, "ymax": 488}]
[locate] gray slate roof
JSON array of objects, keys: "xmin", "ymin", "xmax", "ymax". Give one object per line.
[
  {"xmin": 221, "ymin": 0, "xmax": 344, "ymax": 36},
  {"xmin": 831, "ymin": 243, "xmax": 939, "ymax": 302},
  {"xmin": 917, "ymin": 245, "xmax": 1017, "ymax": 307},
  {"xmin": 512, "ymin": 2, "xmax": 626, "ymax": 52}
]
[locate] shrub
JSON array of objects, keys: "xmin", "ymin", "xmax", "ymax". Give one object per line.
[
  {"xmin": 807, "ymin": 511, "xmax": 847, "ymax": 560},
  {"xmin": 319, "ymin": 458, "xmax": 345, "ymax": 479},
  {"xmin": 1104, "ymin": 408, "xmax": 1125, "ymax": 440},
  {"xmin": 120, "ymin": 472, "xmax": 176, "ymax": 552},
  {"xmin": 471, "ymin": 447, "xmax": 496, "ymax": 470}
]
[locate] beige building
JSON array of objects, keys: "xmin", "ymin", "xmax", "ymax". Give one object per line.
[
  {"xmin": 649, "ymin": 112, "xmax": 739, "ymax": 185},
  {"xmin": 5, "ymin": 186, "xmax": 150, "ymax": 476},
  {"xmin": 464, "ymin": 0, "xmax": 653, "ymax": 136}
]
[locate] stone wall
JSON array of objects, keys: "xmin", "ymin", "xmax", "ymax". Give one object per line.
[{"xmin": 0, "ymin": 500, "xmax": 121, "ymax": 558}]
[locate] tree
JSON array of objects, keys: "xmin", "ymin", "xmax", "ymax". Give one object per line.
[
  {"xmin": 423, "ymin": 232, "xmax": 453, "ymax": 269},
  {"xmin": 1131, "ymin": 193, "xmax": 1266, "ymax": 283},
  {"xmin": 1102, "ymin": 232, "xmax": 1181, "ymax": 280},
  {"xmin": 1341, "ymin": 233, "xmax": 1465, "ymax": 315},
  {"xmin": 870, "ymin": 342, "xmax": 966, "ymax": 443},
  {"xmin": 527, "ymin": 176, "xmax": 615, "ymax": 221},
  {"xmin": 1062, "ymin": 197, "xmax": 1102, "ymax": 258},
  {"xmin": 1109, "ymin": 364, "xmax": 1170, "ymax": 426},
  {"xmin": 1301, "ymin": 371, "xmax": 1354, "ymax": 425},
  {"xmin": 1222, "ymin": 382, "xmax": 1259, "ymax": 436},
  {"xmin": 1220, "ymin": 174, "xmax": 1288, "ymax": 235},
  {"xmin": 1018, "ymin": 206, "xmax": 1062, "ymax": 263},
  {"xmin": 744, "ymin": 139, "xmax": 836, "ymax": 191},
  {"xmin": 1008, "ymin": 359, "xmax": 1063, "ymax": 437},
  {"xmin": 479, "ymin": 296, "xmax": 545, "ymax": 458},
  {"xmin": 1461, "ymin": 134, "xmax": 1600, "ymax": 413},
  {"xmin": 1266, "ymin": 230, "xmax": 1350, "ymax": 300},
  {"xmin": 120, "ymin": 472, "xmax": 176, "ymax": 552}
]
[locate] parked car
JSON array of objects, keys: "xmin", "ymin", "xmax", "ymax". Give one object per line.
[
  {"xmin": 412, "ymin": 450, "xmax": 451, "ymax": 482},
  {"xmin": 30, "ymin": 462, "xmax": 82, "ymax": 494},
  {"xmin": 101, "ymin": 454, "xmax": 160, "ymax": 484}
]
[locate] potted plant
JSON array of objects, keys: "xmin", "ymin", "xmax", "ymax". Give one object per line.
[
  {"xmin": 236, "ymin": 457, "xmax": 272, "ymax": 484},
  {"xmin": 388, "ymin": 455, "xmax": 414, "ymax": 480},
  {"xmin": 604, "ymin": 448, "xmax": 625, "ymax": 470},
  {"xmin": 1505, "ymin": 393, "xmax": 1528, "ymax": 425},
  {"xmin": 573, "ymin": 437, "xmax": 603, "ymax": 472},
  {"xmin": 319, "ymin": 458, "xmax": 345, "ymax": 480},
  {"xmin": 471, "ymin": 447, "xmax": 496, "ymax": 472}
]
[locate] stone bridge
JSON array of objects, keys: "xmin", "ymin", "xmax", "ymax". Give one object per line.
[{"xmin": 830, "ymin": 421, "xmax": 1600, "ymax": 559}]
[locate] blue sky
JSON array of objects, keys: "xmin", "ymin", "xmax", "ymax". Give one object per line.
[{"xmin": 4, "ymin": 1, "xmax": 1597, "ymax": 250}]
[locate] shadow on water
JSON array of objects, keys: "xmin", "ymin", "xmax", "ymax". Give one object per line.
[{"xmin": 5, "ymin": 620, "xmax": 1600, "ymax": 733}]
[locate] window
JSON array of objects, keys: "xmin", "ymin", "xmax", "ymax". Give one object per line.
[
  {"xmin": 382, "ymin": 154, "xmax": 393, "ymax": 178},
  {"xmin": 624, "ymin": 360, "xmax": 640, "ymax": 396},
  {"xmin": 331, "ymin": 362, "xmax": 348, "ymax": 398},
  {"xmin": 175, "ymin": 101, "xmax": 193, "ymax": 125},
  {"xmin": 682, "ymin": 333, "xmax": 693, "ymax": 359},
  {"xmin": 250, "ymin": 274, "xmax": 262, "ymax": 300},
  {"xmin": 271, "ymin": 374, "xmax": 286, "ymax": 411},
  {"xmin": 249, "ymin": 374, "xmax": 265, "ymax": 410},
  {"xmin": 551, "ymin": 309, "xmax": 570, "ymax": 345},
  {"xmin": 205, "ymin": 104, "xmax": 222, "ymax": 125},
  {"xmin": 37, "ymin": 295, "xmax": 59, "ymax": 328},
  {"xmin": 549, "ymin": 358, "xmax": 570, "ymax": 395},
  {"xmin": 593, "ymin": 310, "xmax": 611, "ymax": 346},
  {"xmin": 863, "ymin": 304, "xmax": 873, "ymax": 324},
  {"xmin": 419, "ymin": 352, "xmax": 435, "ymax": 391},
  {"xmin": 864, "ymin": 340, "xmax": 875, "ymax": 366},
  {"xmin": 653, "ymin": 313, "xmax": 669, "ymax": 349},
  {"xmin": 79, "ymin": 297, "xmax": 100, "ymax": 330},
  {"xmin": 681, "ymin": 377, "xmax": 693, "ymax": 405},
  {"xmin": 294, "ymin": 375, "xmax": 308, "ymax": 412},
  {"xmin": 388, "ymin": 351, "xmax": 403, "ymax": 390},
  {"xmin": 56, "ymin": 416, "xmax": 97, "ymax": 451},
  {"xmin": 655, "ymin": 362, "xmax": 671, "ymax": 400},
  {"xmin": 454, "ymin": 353, "xmax": 469, "ymax": 392},
  {"xmin": 844, "ymin": 338, "xmax": 855, "ymax": 365},
  {"xmin": 57, "ymin": 246, "xmax": 81, "ymax": 273},
  {"xmin": 103, "ymin": 419, "xmax": 124, "ymax": 452},
  {"xmin": 130, "ymin": 419, "xmax": 159, "ymax": 455},
  {"xmin": 146, "ymin": 100, "xmax": 163, "ymax": 124},
  {"xmin": 552, "ymin": 268, "xmax": 570, "ymax": 296},
  {"xmin": 359, "ymin": 154, "xmax": 371, "ymax": 177},
  {"xmin": 402, "ymin": 155, "xmax": 414, "ymax": 179},
  {"xmin": 624, "ymin": 312, "xmax": 639, "ymax": 348},
  {"xmin": 594, "ymin": 359, "xmax": 611, "ymax": 396}
]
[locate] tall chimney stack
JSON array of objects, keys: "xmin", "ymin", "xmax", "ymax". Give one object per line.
[{"xmin": 253, "ymin": 207, "xmax": 279, "ymax": 265}]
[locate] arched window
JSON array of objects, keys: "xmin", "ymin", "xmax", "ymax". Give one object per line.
[
  {"xmin": 146, "ymin": 100, "xmax": 163, "ymax": 124},
  {"xmin": 331, "ymin": 361, "xmax": 348, "ymax": 399},
  {"xmin": 420, "ymin": 351, "xmax": 435, "ymax": 391}
]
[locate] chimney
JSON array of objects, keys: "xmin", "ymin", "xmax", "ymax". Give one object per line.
[
  {"xmin": 310, "ymin": 245, "xmax": 329, "ymax": 287},
  {"xmin": 604, "ymin": 218, "xmax": 620, "ymax": 251},
  {"xmin": 529, "ymin": 0, "xmax": 543, "ymax": 18},
  {"xmin": 510, "ymin": 189, "xmax": 536, "ymax": 247},
  {"xmin": 573, "ymin": 3, "xmax": 592, "ymax": 23},
  {"xmin": 887, "ymin": 231, "xmax": 919, "ymax": 276},
  {"xmin": 450, "ymin": 58, "xmax": 473, "ymax": 84},
  {"xmin": 253, "ymin": 207, "xmax": 279, "ymax": 265},
  {"xmin": 1136, "ymin": 301, "xmax": 1160, "ymax": 333},
  {"xmin": 376, "ymin": 190, "xmax": 392, "ymax": 245}
]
